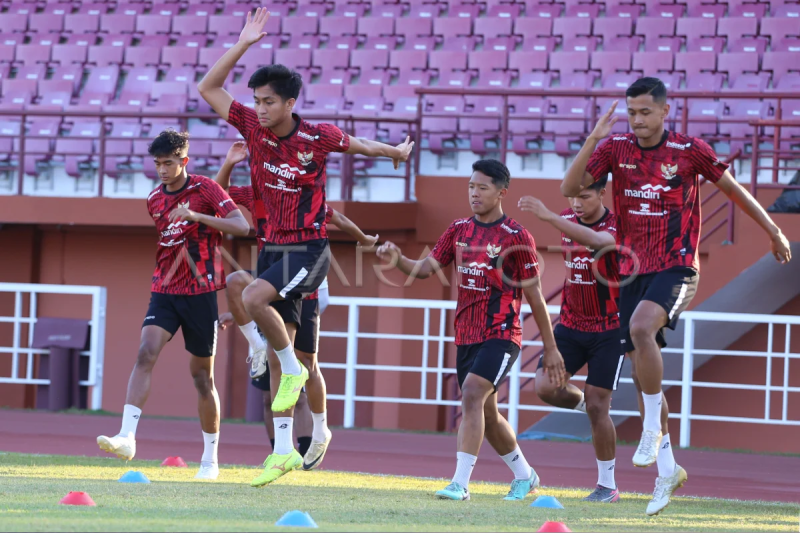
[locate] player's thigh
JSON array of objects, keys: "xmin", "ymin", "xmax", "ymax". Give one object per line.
[
  {"xmin": 586, "ymin": 328, "xmax": 626, "ymax": 392},
  {"xmin": 258, "ymin": 240, "xmax": 331, "ymax": 302},
  {"xmin": 643, "ymin": 266, "xmax": 699, "ymax": 331},
  {"xmin": 537, "ymin": 324, "xmax": 585, "ymax": 394},
  {"xmin": 139, "ymin": 293, "xmax": 180, "ymax": 362},
  {"xmin": 471, "ymin": 339, "xmax": 521, "ymax": 394},
  {"xmin": 175, "ymin": 292, "xmax": 219, "ymax": 358},
  {"xmin": 294, "ymin": 298, "xmax": 320, "ymax": 364}
]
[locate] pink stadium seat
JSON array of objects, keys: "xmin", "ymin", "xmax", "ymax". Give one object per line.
[
  {"xmin": 730, "ymin": 3, "xmax": 768, "ymax": 18},
  {"xmin": 30, "ymin": 13, "xmax": 64, "ymax": 33},
  {"xmin": 282, "ymin": 16, "xmax": 319, "ymax": 36},
  {"xmin": 485, "ymin": 36, "xmax": 518, "ymax": 51},
  {"xmin": 469, "ymin": 50, "xmax": 508, "ymax": 73},
  {"xmin": 429, "ymin": 50, "xmax": 469, "ymax": 72},
  {"xmin": 320, "ymin": 16, "xmax": 358, "ymax": 37},
  {"xmin": 151, "ymin": 4, "xmax": 181, "ymax": 16},
  {"xmin": 509, "ymin": 51, "xmax": 549, "ymax": 72},
  {"xmin": 345, "ymin": 84, "xmax": 382, "ymax": 101},
  {"xmin": 64, "ymin": 13, "xmax": 100, "ymax": 33},
  {"xmin": 40, "ymin": 91, "xmax": 73, "ymax": 107},
  {"xmin": 548, "ymin": 51, "xmax": 589, "ymax": 76},
  {"xmin": 5, "ymin": 4, "xmax": 33, "ymax": 15},
  {"xmin": 50, "ymin": 65, "xmax": 83, "ymax": 94},
  {"xmin": 0, "ymin": 33, "xmax": 24, "ymax": 46},
  {"xmin": 122, "ymin": 67, "xmax": 158, "ymax": 93},
  {"xmin": 15, "ymin": 45, "xmax": 51, "ymax": 65},
  {"xmin": 545, "ymin": 97, "xmax": 590, "ymax": 155},
  {"xmin": 593, "ymin": 18, "xmax": 633, "ymax": 41},
  {"xmin": 106, "ymin": 34, "xmax": 135, "ymax": 48},
  {"xmin": 330, "ymin": 36, "xmax": 362, "ymax": 50},
  {"xmin": 334, "ymin": 3, "xmax": 369, "ymax": 17},
  {"xmin": 390, "ymin": 49, "xmax": 428, "ymax": 70},
  {"xmin": 175, "ymin": 35, "xmax": 210, "ymax": 48},
  {"xmin": 449, "ymin": 4, "xmax": 482, "ymax": 18},
  {"xmin": 312, "ymin": 49, "xmax": 350, "ymax": 70},
  {"xmin": 776, "ymin": 72, "xmax": 800, "ymax": 90},
  {"xmin": 647, "ymin": 3, "xmax": 686, "ymax": 17},
  {"xmin": 305, "ymin": 83, "xmax": 344, "ymax": 101},
  {"xmin": 138, "ymin": 35, "xmax": 171, "ymax": 48},
  {"xmin": 552, "ymin": 17, "xmax": 592, "ymax": 40},
  {"xmin": 602, "ymin": 72, "xmax": 639, "ymax": 89},
  {"xmin": 762, "ymin": 51, "xmax": 798, "ymax": 85},
  {"xmin": 563, "ymin": 36, "xmax": 600, "ymax": 51},
  {"xmin": 172, "ymin": 15, "xmax": 209, "ymax": 35},
  {"xmin": 760, "ymin": 18, "xmax": 798, "ymax": 44},
  {"xmin": 396, "ymin": 17, "xmax": 433, "ymax": 38},
  {"xmin": 604, "ymin": 36, "xmax": 643, "ymax": 52},
  {"xmin": 408, "ymin": 3, "xmax": 446, "ymax": 18},
  {"xmin": 632, "ymin": 51, "xmax": 674, "ymax": 76},
  {"xmin": 0, "ymin": 14, "xmax": 28, "ymax": 32},
  {"xmin": 687, "ymin": 3, "xmax": 727, "ymax": 18},
  {"xmin": 687, "ymin": 36, "xmax": 727, "ymax": 53},
  {"xmin": 560, "ymin": 71, "xmax": 598, "ymax": 89},
  {"xmin": 773, "ymin": 38, "xmax": 800, "ymax": 52},
  {"xmin": 351, "ymin": 49, "xmax": 390, "ymax": 71},
  {"xmin": 164, "ymin": 67, "xmax": 196, "ymax": 84},
  {"xmin": 296, "ymin": 2, "xmax": 329, "ymax": 18},
  {"xmin": 636, "ymin": 16, "xmax": 676, "ymax": 37},
  {"xmin": 88, "ymin": 46, "xmax": 123, "ymax": 66},
  {"xmin": 687, "ymin": 100, "xmax": 723, "ymax": 137},
  {"xmin": 729, "ymin": 73, "xmax": 771, "ymax": 91},
  {"xmin": 51, "ymin": 44, "xmax": 88, "ymax": 65},
  {"xmin": 606, "ymin": 4, "xmax": 645, "ymax": 20},
  {"xmin": 518, "ymin": 71, "xmax": 553, "ymax": 88},
  {"xmin": 474, "ymin": 70, "xmax": 514, "ymax": 87},
  {"xmin": 29, "ymin": 34, "xmax": 59, "ymax": 46},
  {"xmin": 475, "ymin": 17, "xmax": 513, "ymax": 39},
  {"xmin": 136, "ymin": 14, "xmax": 172, "ymax": 35},
  {"xmin": 520, "ymin": 35, "xmax": 559, "ymax": 52},
  {"xmin": 728, "ymin": 37, "xmax": 768, "ymax": 54},
  {"xmin": 439, "ymin": 70, "xmax": 474, "ymax": 87},
  {"xmin": 124, "ymin": 46, "xmax": 162, "ymax": 68},
  {"xmin": 358, "ymin": 16, "xmax": 394, "ymax": 37},
  {"xmin": 675, "ymin": 51, "xmax": 717, "ymax": 76},
  {"xmin": 434, "ymin": 17, "xmax": 472, "ymax": 40},
  {"xmin": 676, "ymin": 17, "xmax": 717, "ymax": 38},
  {"xmin": 393, "ymin": 70, "xmax": 433, "ymax": 90},
  {"xmin": 524, "ymin": 1, "xmax": 562, "ymax": 18},
  {"xmin": 210, "ymin": 15, "xmax": 249, "ymax": 35},
  {"xmin": 717, "ymin": 17, "xmax": 758, "ymax": 42},
  {"xmin": 721, "ymin": 100, "xmax": 769, "ymax": 152},
  {"xmin": 162, "ymin": 47, "xmax": 199, "ymax": 68},
  {"xmin": 685, "ymin": 72, "xmax": 725, "ymax": 91},
  {"xmin": 61, "ymin": 34, "xmax": 98, "ymax": 46},
  {"xmin": 371, "ymin": 3, "xmax": 407, "ymax": 17},
  {"xmin": 719, "ymin": 52, "xmax": 761, "ymax": 84},
  {"xmin": 567, "ymin": 3, "xmax": 601, "ymax": 18},
  {"xmin": 404, "ymin": 35, "xmax": 439, "ymax": 51},
  {"xmin": 151, "ymin": 81, "xmax": 188, "ymax": 101},
  {"xmin": 116, "ymin": 4, "xmax": 148, "ymax": 16},
  {"xmin": 488, "ymin": 3, "xmax": 523, "ymax": 17},
  {"xmin": 100, "ymin": 14, "xmax": 136, "ymax": 34},
  {"xmin": 84, "ymin": 65, "xmax": 119, "ymax": 95},
  {"xmin": 645, "ymin": 36, "xmax": 682, "ymax": 52},
  {"xmin": 274, "ymin": 49, "xmax": 313, "ymax": 70},
  {"xmin": 591, "ymin": 51, "xmax": 632, "ymax": 79},
  {"xmin": 514, "ymin": 18, "xmax": 552, "ymax": 41},
  {"xmin": 15, "ymin": 63, "xmax": 46, "ymax": 81},
  {"xmin": 221, "ymin": 4, "xmax": 252, "ymax": 16},
  {"xmin": 78, "ymin": 4, "xmax": 112, "ymax": 15}
]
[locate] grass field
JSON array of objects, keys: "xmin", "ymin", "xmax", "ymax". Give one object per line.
[{"xmin": 0, "ymin": 453, "xmax": 797, "ymax": 532}]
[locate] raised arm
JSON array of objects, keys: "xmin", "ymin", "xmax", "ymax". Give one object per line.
[
  {"xmin": 346, "ymin": 136, "xmax": 414, "ymax": 170},
  {"xmin": 330, "ymin": 208, "xmax": 378, "ymax": 247},
  {"xmin": 562, "ymin": 101, "xmax": 618, "ymax": 197},
  {"xmin": 197, "ymin": 8, "xmax": 271, "ymax": 120},
  {"xmin": 518, "ymin": 196, "xmax": 615, "ymax": 250},
  {"xmin": 522, "ymin": 278, "xmax": 566, "ymax": 387},
  {"xmin": 714, "ymin": 171, "xmax": 791, "ymax": 263},
  {"xmin": 214, "ymin": 141, "xmax": 248, "ymax": 191},
  {"xmin": 376, "ymin": 241, "xmax": 443, "ymax": 279},
  {"xmin": 168, "ymin": 208, "xmax": 250, "ymax": 237}
]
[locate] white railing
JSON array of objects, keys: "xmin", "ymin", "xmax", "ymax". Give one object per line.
[
  {"xmin": 320, "ymin": 297, "xmax": 800, "ymax": 448},
  {"xmin": 0, "ymin": 283, "xmax": 107, "ymax": 410}
]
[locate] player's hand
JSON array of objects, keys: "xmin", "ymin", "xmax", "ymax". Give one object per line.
[
  {"xmin": 239, "ymin": 7, "xmax": 270, "ymax": 46},
  {"xmin": 771, "ymin": 230, "xmax": 792, "ymax": 264},
  {"xmin": 376, "ymin": 240, "xmax": 401, "ymax": 262},
  {"xmin": 588, "ymin": 100, "xmax": 620, "ymax": 142},
  {"xmin": 168, "ymin": 207, "xmax": 198, "ymax": 223},
  {"xmin": 540, "ymin": 347, "xmax": 567, "ymax": 387},
  {"xmin": 225, "ymin": 141, "xmax": 248, "ymax": 165},
  {"xmin": 392, "ymin": 136, "xmax": 414, "ymax": 170},
  {"xmin": 218, "ymin": 312, "xmax": 235, "ymax": 330},
  {"xmin": 358, "ymin": 234, "xmax": 379, "ymax": 248},
  {"xmin": 518, "ymin": 196, "xmax": 554, "ymax": 222}
]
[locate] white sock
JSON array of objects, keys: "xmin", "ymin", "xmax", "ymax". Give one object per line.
[
  {"xmin": 452, "ymin": 452, "xmax": 477, "ymax": 489},
  {"xmin": 574, "ymin": 392, "xmax": 587, "ymax": 413},
  {"xmin": 657, "ymin": 434, "xmax": 677, "ymax": 478},
  {"xmin": 202, "ymin": 431, "xmax": 219, "ymax": 465},
  {"xmin": 500, "ymin": 446, "xmax": 533, "ymax": 480},
  {"xmin": 238, "ymin": 321, "xmax": 264, "ymax": 350},
  {"xmin": 642, "ymin": 392, "xmax": 663, "ymax": 433},
  {"xmin": 119, "ymin": 404, "xmax": 142, "ymax": 438},
  {"xmin": 597, "ymin": 459, "xmax": 616, "ymax": 489},
  {"xmin": 311, "ymin": 411, "xmax": 329, "ymax": 442},
  {"xmin": 273, "ymin": 417, "xmax": 295, "ymax": 455},
  {"xmin": 275, "ymin": 344, "xmax": 302, "ymax": 375}
]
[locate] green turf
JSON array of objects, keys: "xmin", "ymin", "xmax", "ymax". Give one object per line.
[{"xmin": 0, "ymin": 453, "xmax": 796, "ymax": 532}]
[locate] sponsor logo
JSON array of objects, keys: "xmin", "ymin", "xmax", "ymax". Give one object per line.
[
  {"xmin": 666, "ymin": 141, "xmax": 690, "ymax": 150},
  {"xmin": 313, "ymin": 222, "xmax": 320, "ymax": 230},
  {"xmin": 187, "ymin": 182, "xmax": 202, "ymax": 191},
  {"xmin": 486, "ymin": 243, "xmax": 501, "ymax": 259},
  {"xmin": 152, "ymin": 212, "xmax": 161, "ymax": 219},
  {"xmin": 159, "ymin": 238, "xmax": 186, "ymax": 247},
  {"xmin": 460, "ymin": 278, "xmax": 488, "ymax": 292},
  {"xmin": 147, "ymin": 189, "xmax": 161, "ymax": 201},
  {"xmin": 569, "ymin": 273, "xmax": 595, "ymax": 285},
  {"xmin": 619, "ymin": 163, "xmax": 637, "ymax": 170},
  {"xmin": 219, "ymin": 198, "xmax": 233, "ymax": 207},
  {"xmin": 524, "ymin": 262, "xmax": 538, "ymax": 269},
  {"xmin": 680, "ymin": 247, "xmax": 687, "ymax": 256},
  {"xmin": 161, "ymin": 220, "xmax": 189, "ymax": 237},
  {"xmin": 455, "ymin": 219, "xmax": 470, "ymax": 225},
  {"xmin": 455, "ymin": 241, "xmax": 467, "ymax": 247},
  {"xmin": 623, "ymin": 184, "xmax": 671, "ymax": 199},
  {"xmin": 263, "ymin": 137, "xmax": 278, "ymax": 147},
  {"xmin": 144, "ymin": 316, "xmax": 155, "ymax": 320},
  {"xmin": 297, "ymin": 151, "xmax": 314, "ymax": 166},
  {"xmin": 133, "ymin": 414, "xmax": 140, "ymax": 419},
  {"xmin": 297, "ymin": 131, "xmax": 318, "ymax": 142},
  {"xmin": 458, "ymin": 265, "xmax": 485, "ymax": 277},
  {"xmin": 264, "ymin": 161, "xmax": 307, "ymax": 179},
  {"xmin": 267, "ymin": 179, "xmax": 300, "ymax": 193},
  {"xmin": 340, "ymin": 133, "xmax": 346, "ymax": 147},
  {"xmin": 661, "ymin": 163, "xmax": 678, "ymax": 180},
  {"xmin": 500, "ymin": 223, "xmax": 518, "ymax": 234},
  {"xmin": 562, "ymin": 213, "xmax": 575, "ymax": 219},
  {"xmin": 279, "ymin": 423, "xmax": 288, "ymax": 429},
  {"xmin": 512, "ymin": 455, "xmax": 519, "ymax": 462},
  {"xmin": 612, "ymin": 136, "xmax": 628, "ymax": 141},
  {"xmin": 562, "ymin": 236, "xmax": 573, "ymax": 243},
  {"xmin": 178, "ymin": 200, "xmax": 189, "ymax": 209},
  {"xmin": 565, "ymin": 257, "xmax": 593, "ymax": 270},
  {"xmin": 628, "ymin": 202, "xmax": 667, "ymax": 217}
]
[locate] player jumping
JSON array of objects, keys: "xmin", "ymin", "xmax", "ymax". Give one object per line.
[
  {"xmin": 96, "ymin": 130, "xmax": 250, "ymax": 481},
  {"xmin": 518, "ymin": 177, "xmax": 623, "ymax": 503},
  {"xmin": 377, "ymin": 160, "xmax": 566, "ymax": 501},
  {"xmin": 198, "ymin": 17, "xmax": 408, "ymax": 483},
  {"xmin": 561, "ymin": 77, "xmax": 792, "ymax": 515}
]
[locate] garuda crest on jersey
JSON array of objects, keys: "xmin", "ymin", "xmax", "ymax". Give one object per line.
[
  {"xmin": 486, "ymin": 243, "xmax": 502, "ymax": 259},
  {"xmin": 661, "ymin": 163, "xmax": 678, "ymax": 181},
  {"xmin": 178, "ymin": 201, "xmax": 190, "ymax": 209},
  {"xmin": 297, "ymin": 151, "xmax": 314, "ymax": 166}
]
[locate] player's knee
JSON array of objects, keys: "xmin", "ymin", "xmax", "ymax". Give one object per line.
[
  {"xmin": 585, "ymin": 393, "xmax": 610, "ymax": 421},
  {"xmin": 135, "ymin": 343, "xmax": 160, "ymax": 371},
  {"xmin": 629, "ymin": 319, "xmax": 654, "ymax": 345},
  {"xmin": 191, "ymin": 368, "xmax": 214, "ymax": 396},
  {"xmin": 536, "ymin": 386, "xmax": 559, "ymax": 406},
  {"xmin": 226, "ymin": 270, "xmax": 251, "ymax": 293},
  {"xmin": 461, "ymin": 387, "xmax": 487, "ymax": 413}
]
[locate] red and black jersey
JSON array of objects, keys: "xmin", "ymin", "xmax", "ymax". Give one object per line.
[
  {"xmin": 430, "ymin": 215, "xmax": 539, "ymax": 347},
  {"xmin": 147, "ymin": 175, "xmax": 238, "ymax": 295},
  {"xmin": 585, "ymin": 130, "xmax": 727, "ymax": 276},
  {"xmin": 227, "ymin": 101, "xmax": 350, "ymax": 245},
  {"xmin": 558, "ymin": 208, "xmax": 620, "ymax": 333}
]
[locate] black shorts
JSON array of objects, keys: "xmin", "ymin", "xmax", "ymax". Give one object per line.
[
  {"xmin": 538, "ymin": 323, "xmax": 625, "ymax": 391},
  {"xmin": 619, "ymin": 266, "xmax": 698, "ymax": 350},
  {"xmin": 456, "ymin": 338, "xmax": 520, "ymax": 393},
  {"xmin": 256, "ymin": 239, "xmax": 330, "ymax": 326},
  {"xmin": 142, "ymin": 292, "xmax": 218, "ymax": 358},
  {"xmin": 251, "ymin": 298, "xmax": 321, "ymax": 391}
]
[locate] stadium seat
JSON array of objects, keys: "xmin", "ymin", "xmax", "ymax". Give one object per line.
[
  {"xmin": 761, "ymin": 17, "xmax": 798, "ymax": 45},
  {"xmin": 728, "ymin": 37, "xmax": 768, "ymax": 54},
  {"xmin": 632, "ymin": 51, "xmax": 674, "ymax": 76},
  {"xmin": 593, "ymin": 17, "xmax": 634, "ymax": 41},
  {"xmin": 762, "ymin": 51, "xmax": 798, "ymax": 85},
  {"xmin": 15, "ymin": 44, "xmax": 51, "ymax": 65},
  {"xmin": 514, "ymin": 18, "xmax": 552, "ymax": 42},
  {"xmin": 65, "ymin": 13, "xmax": 101, "ymax": 33},
  {"xmin": 30, "ymin": 13, "xmax": 64, "ymax": 34},
  {"xmin": 390, "ymin": 49, "xmax": 429, "ymax": 71},
  {"xmin": 100, "ymin": 14, "xmax": 136, "ymax": 34},
  {"xmin": 553, "ymin": 17, "xmax": 592, "ymax": 40},
  {"xmin": 718, "ymin": 17, "xmax": 758, "ymax": 43},
  {"xmin": 430, "ymin": 50, "xmax": 469, "ymax": 73},
  {"xmin": 173, "ymin": 15, "xmax": 209, "ymax": 35},
  {"xmin": 688, "ymin": 3, "xmax": 727, "ymax": 18},
  {"xmin": 591, "ymin": 51, "xmax": 632, "ymax": 80},
  {"xmin": 89, "ymin": 46, "xmax": 124, "ymax": 67},
  {"xmin": 606, "ymin": 4, "xmax": 645, "ymax": 20},
  {"xmin": 468, "ymin": 50, "xmax": 508, "ymax": 73},
  {"xmin": 730, "ymin": 2, "xmax": 769, "ymax": 18},
  {"xmin": 78, "ymin": 4, "xmax": 112, "ymax": 15},
  {"xmin": 488, "ymin": 4, "xmax": 523, "ymax": 18},
  {"xmin": 509, "ymin": 51, "xmax": 548, "ymax": 72},
  {"xmin": 549, "ymin": 51, "xmax": 590, "ymax": 76},
  {"xmin": 524, "ymin": 1, "xmax": 562, "ymax": 18},
  {"xmin": 687, "ymin": 100, "xmax": 724, "ymax": 137},
  {"xmin": 136, "ymin": 14, "xmax": 171, "ymax": 35},
  {"xmin": 52, "ymin": 45, "xmax": 88, "ymax": 66},
  {"xmin": 675, "ymin": 51, "xmax": 717, "ymax": 76},
  {"xmin": 721, "ymin": 100, "xmax": 770, "ymax": 152},
  {"xmin": 320, "ymin": 16, "xmax": 358, "ymax": 37},
  {"xmin": 0, "ymin": 13, "xmax": 28, "ymax": 33}
]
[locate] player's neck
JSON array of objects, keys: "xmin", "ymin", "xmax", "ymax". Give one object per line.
[
  {"xmin": 474, "ymin": 206, "xmax": 504, "ymax": 225},
  {"xmin": 636, "ymin": 126, "xmax": 667, "ymax": 149},
  {"xmin": 270, "ymin": 116, "xmax": 298, "ymax": 139},
  {"xmin": 164, "ymin": 171, "xmax": 188, "ymax": 193}
]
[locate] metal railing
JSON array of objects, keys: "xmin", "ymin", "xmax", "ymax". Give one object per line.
[
  {"xmin": 749, "ymin": 118, "xmax": 800, "ymax": 199},
  {"xmin": 320, "ymin": 296, "xmax": 800, "ymax": 448},
  {"xmin": 0, "ymin": 283, "xmax": 107, "ymax": 410}
]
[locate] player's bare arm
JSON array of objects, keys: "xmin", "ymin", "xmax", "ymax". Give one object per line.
[
  {"xmin": 713, "ymin": 172, "xmax": 791, "ymax": 264},
  {"xmin": 518, "ymin": 196, "xmax": 615, "ymax": 250},
  {"xmin": 345, "ymin": 135, "xmax": 414, "ymax": 170},
  {"xmin": 330, "ymin": 209, "xmax": 379, "ymax": 247},
  {"xmin": 169, "ymin": 206, "xmax": 250, "ymax": 237},
  {"xmin": 522, "ymin": 278, "xmax": 566, "ymax": 387},
  {"xmin": 198, "ymin": 8, "xmax": 271, "ymax": 120},
  {"xmin": 562, "ymin": 101, "xmax": 619, "ymax": 197},
  {"xmin": 376, "ymin": 241, "xmax": 442, "ymax": 279},
  {"xmin": 215, "ymin": 141, "xmax": 248, "ymax": 191}
]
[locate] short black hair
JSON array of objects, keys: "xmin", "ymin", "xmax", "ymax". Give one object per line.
[
  {"xmin": 586, "ymin": 174, "xmax": 608, "ymax": 192},
  {"xmin": 148, "ymin": 129, "xmax": 189, "ymax": 158},
  {"xmin": 472, "ymin": 159, "xmax": 511, "ymax": 189},
  {"xmin": 248, "ymin": 64, "xmax": 302, "ymax": 101},
  {"xmin": 626, "ymin": 77, "xmax": 667, "ymax": 104}
]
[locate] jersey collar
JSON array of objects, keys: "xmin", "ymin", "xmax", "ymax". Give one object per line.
[
  {"xmin": 472, "ymin": 213, "xmax": 507, "ymax": 228},
  {"xmin": 162, "ymin": 174, "xmax": 192, "ymax": 196},
  {"xmin": 273, "ymin": 113, "xmax": 302, "ymax": 141},
  {"xmin": 636, "ymin": 129, "xmax": 669, "ymax": 152},
  {"xmin": 576, "ymin": 207, "xmax": 609, "ymax": 228}
]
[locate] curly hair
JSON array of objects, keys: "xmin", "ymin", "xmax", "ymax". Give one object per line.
[
  {"xmin": 472, "ymin": 159, "xmax": 511, "ymax": 189},
  {"xmin": 148, "ymin": 129, "xmax": 190, "ymax": 158}
]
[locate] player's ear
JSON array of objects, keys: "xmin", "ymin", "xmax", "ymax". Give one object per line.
[
  {"xmin": 181, "ymin": 156, "xmax": 190, "ymax": 167},
  {"xmin": 662, "ymin": 101, "xmax": 670, "ymax": 119},
  {"xmin": 286, "ymin": 97, "xmax": 296, "ymax": 112},
  {"xmin": 498, "ymin": 187, "xmax": 508, "ymax": 199}
]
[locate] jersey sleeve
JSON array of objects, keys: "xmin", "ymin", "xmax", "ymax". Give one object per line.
[
  {"xmin": 690, "ymin": 138, "xmax": 728, "ymax": 184},
  {"xmin": 202, "ymin": 179, "xmax": 239, "ymax": 218},
  {"xmin": 325, "ymin": 204, "xmax": 334, "ymax": 224},
  {"xmin": 229, "ymin": 185, "xmax": 254, "ymax": 213},
  {"xmin": 604, "ymin": 213, "xmax": 618, "ymax": 240},
  {"xmin": 585, "ymin": 138, "xmax": 614, "ymax": 182},
  {"xmin": 429, "ymin": 222, "xmax": 457, "ymax": 267},
  {"xmin": 508, "ymin": 229, "xmax": 540, "ymax": 281},
  {"xmin": 317, "ymin": 122, "xmax": 350, "ymax": 154},
  {"xmin": 226, "ymin": 100, "xmax": 259, "ymax": 139}
]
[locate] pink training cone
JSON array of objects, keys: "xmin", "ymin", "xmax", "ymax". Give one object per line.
[
  {"xmin": 59, "ymin": 492, "xmax": 96, "ymax": 506},
  {"xmin": 537, "ymin": 522, "xmax": 571, "ymax": 533},
  {"xmin": 161, "ymin": 456, "xmax": 188, "ymax": 467}
]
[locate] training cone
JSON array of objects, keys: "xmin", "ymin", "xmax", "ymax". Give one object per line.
[
  {"xmin": 530, "ymin": 495, "xmax": 565, "ymax": 509},
  {"xmin": 118, "ymin": 470, "xmax": 150, "ymax": 483},
  {"xmin": 275, "ymin": 511, "xmax": 319, "ymax": 528},
  {"xmin": 537, "ymin": 522, "xmax": 572, "ymax": 533},
  {"xmin": 160, "ymin": 456, "xmax": 187, "ymax": 467},
  {"xmin": 59, "ymin": 492, "xmax": 96, "ymax": 506}
]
